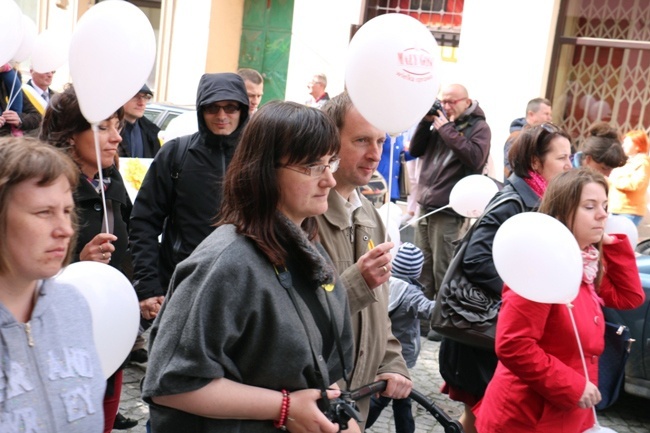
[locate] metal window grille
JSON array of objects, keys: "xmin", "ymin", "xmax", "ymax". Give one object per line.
[
  {"xmin": 363, "ymin": 0, "xmax": 464, "ymax": 48},
  {"xmin": 550, "ymin": 0, "xmax": 650, "ymax": 142}
]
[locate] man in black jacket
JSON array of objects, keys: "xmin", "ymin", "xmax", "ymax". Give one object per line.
[
  {"xmin": 409, "ymin": 83, "xmax": 491, "ymax": 342},
  {"xmin": 119, "ymin": 84, "xmax": 161, "ymax": 158},
  {"xmin": 130, "ymin": 73, "xmax": 249, "ymax": 320}
]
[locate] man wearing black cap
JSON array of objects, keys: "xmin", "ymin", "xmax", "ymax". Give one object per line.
[{"xmin": 119, "ymin": 84, "xmax": 161, "ymax": 158}]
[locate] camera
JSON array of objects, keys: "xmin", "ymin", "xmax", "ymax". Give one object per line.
[
  {"xmin": 322, "ymin": 392, "xmax": 362, "ymax": 431},
  {"xmin": 427, "ymin": 99, "xmax": 445, "ymax": 117}
]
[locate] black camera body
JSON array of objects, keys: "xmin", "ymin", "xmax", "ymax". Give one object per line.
[
  {"xmin": 427, "ymin": 99, "xmax": 445, "ymax": 117},
  {"xmin": 322, "ymin": 393, "xmax": 362, "ymax": 430}
]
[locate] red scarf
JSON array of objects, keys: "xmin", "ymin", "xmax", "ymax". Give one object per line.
[{"xmin": 523, "ymin": 170, "xmax": 548, "ymax": 198}]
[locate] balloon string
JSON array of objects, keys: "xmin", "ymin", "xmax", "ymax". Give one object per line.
[
  {"xmin": 566, "ymin": 303, "xmax": 600, "ymax": 428},
  {"xmin": 398, "ymin": 204, "xmax": 451, "ymax": 231},
  {"xmin": 91, "ymin": 123, "xmax": 110, "ymax": 234},
  {"xmin": 6, "ymin": 70, "xmax": 20, "ymax": 112}
]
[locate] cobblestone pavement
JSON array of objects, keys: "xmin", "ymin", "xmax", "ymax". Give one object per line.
[{"xmin": 115, "ymin": 337, "xmax": 650, "ymax": 433}]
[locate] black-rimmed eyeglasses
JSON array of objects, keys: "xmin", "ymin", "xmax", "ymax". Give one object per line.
[{"xmin": 133, "ymin": 93, "xmax": 152, "ymax": 102}]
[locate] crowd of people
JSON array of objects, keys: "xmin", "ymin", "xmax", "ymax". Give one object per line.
[{"xmin": 0, "ymin": 63, "xmax": 648, "ymax": 433}]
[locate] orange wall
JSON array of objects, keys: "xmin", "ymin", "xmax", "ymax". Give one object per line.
[{"xmin": 206, "ymin": 0, "xmax": 245, "ymax": 72}]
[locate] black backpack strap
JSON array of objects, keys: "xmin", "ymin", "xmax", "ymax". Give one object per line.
[
  {"xmin": 170, "ymin": 135, "xmax": 192, "ymax": 182},
  {"xmin": 168, "ymin": 135, "xmax": 192, "ymax": 211}
]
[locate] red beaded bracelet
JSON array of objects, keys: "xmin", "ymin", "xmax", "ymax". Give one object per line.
[{"xmin": 273, "ymin": 389, "xmax": 291, "ymax": 431}]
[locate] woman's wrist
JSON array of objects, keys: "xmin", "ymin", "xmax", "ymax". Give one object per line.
[{"xmin": 273, "ymin": 389, "xmax": 291, "ymax": 430}]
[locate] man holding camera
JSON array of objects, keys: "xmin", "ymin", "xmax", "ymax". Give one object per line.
[{"xmin": 410, "ymin": 84, "xmax": 491, "ymax": 340}]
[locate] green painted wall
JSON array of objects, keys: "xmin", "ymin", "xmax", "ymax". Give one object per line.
[{"xmin": 239, "ymin": 0, "xmax": 294, "ymax": 103}]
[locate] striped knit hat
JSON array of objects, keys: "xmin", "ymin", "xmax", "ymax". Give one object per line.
[{"xmin": 392, "ymin": 242, "xmax": 424, "ymax": 279}]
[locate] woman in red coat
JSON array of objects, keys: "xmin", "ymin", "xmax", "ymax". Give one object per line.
[{"xmin": 475, "ymin": 168, "xmax": 645, "ymax": 433}]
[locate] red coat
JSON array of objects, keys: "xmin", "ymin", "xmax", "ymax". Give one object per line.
[{"xmin": 475, "ymin": 235, "xmax": 645, "ymax": 433}]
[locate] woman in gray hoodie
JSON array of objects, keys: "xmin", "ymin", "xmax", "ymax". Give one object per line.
[{"xmin": 0, "ymin": 137, "xmax": 105, "ymax": 433}]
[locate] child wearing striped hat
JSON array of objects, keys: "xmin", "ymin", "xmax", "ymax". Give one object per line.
[{"xmin": 365, "ymin": 242, "xmax": 435, "ymax": 433}]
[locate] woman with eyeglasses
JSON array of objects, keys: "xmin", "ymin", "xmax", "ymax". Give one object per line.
[
  {"xmin": 438, "ymin": 123, "xmax": 573, "ymax": 433},
  {"xmin": 475, "ymin": 168, "xmax": 644, "ymax": 432},
  {"xmin": 571, "ymin": 122, "xmax": 627, "ymax": 177},
  {"xmin": 39, "ymin": 84, "xmax": 136, "ymax": 433},
  {"xmin": 142, "ymin": 101, "xmax": 358, "ymax": 433}
]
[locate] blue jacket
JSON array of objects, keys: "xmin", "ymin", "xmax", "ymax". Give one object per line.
[{"xmin": 377, "ymin": 134, "xmax": 414, "ymax": 200}]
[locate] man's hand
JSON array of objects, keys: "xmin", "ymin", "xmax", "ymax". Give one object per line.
[
  {"xmin": 356, "ymin": 241, "xmax": 394, "ymax": 290},
  {"xmin": 1, "ymin": 110, "xmax": 21, "ymax": 127},
  {"xmin": 140, "ymin": 296, "xmax": 165, "ymax": 320},
  {"xmin": 376, "ymin": 372, "xmax": 412, "ymax": 400},
  {"xmin": 432, "ymin": 111, "xmax": 451, "ymax": 129}
]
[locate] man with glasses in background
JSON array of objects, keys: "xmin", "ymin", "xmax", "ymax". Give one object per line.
[
  {"xmin": 119, "ymin": 84, "xmax": 161, "ymax": 158},
  {"xmin": 129, "ymin": 73, "xmax": 249, "ymax": 325},
  {"xmin": 306, "ymin": 73, "xmax": 330, "ymax": 109},
  {"xmin": 409, "ymin": 83, "xmax": 491, "ymax": 341}
]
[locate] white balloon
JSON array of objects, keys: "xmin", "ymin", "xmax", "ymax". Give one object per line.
[
  {"xmin": 12, "ymin": 15, "xmax": 37, "ymax": 63},
  {"xmin": 449, "ymin": 175, "xmax": 499, "ymax": 218},
  {"xmin": 493, "ymin": 212, "xmax": 582, "ymax": 304},
  {"xmin": 69, "ymin": 0, "xmax": 156, "ymax": 123},
  {"xmin": 345, "ymin": 13, "xmax": 440, "ymax": 135},
  {"xmin": 378, "ymin": 202, "xmax": 402, "ymax": 259},
  {"xmin": 54, "ymin": 261, "xmax": 139, "ymax": 379},
  {"xmin": 30, "ymin": 30, "xmax": 69, "ymax": 73},
  {"xmin": 605, "ymin": 214, "xmax": 638, "ymax": 249},
  {"xmin": 0, "ymin": 0, "xmax": 23, "ymax": 65}
]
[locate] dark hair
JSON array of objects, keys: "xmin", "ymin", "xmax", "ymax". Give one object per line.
[
  {"xmin": 0, "ymin": 137, "xmax": 79, "ymax": 274},
  {"xmin": 538, "ymin": 167, "xmax": 609, "ymax": 285},
  {"xmin": 321, "ymin": 91, "xmax": 353, "ymax": 130},
  {"xmin": 580, "ymin": 122, "xmax": 626, "ymax": 168},
  {"xmin": 40, "ymin": 83, "xmax": 124, "ymax": 153},
  {"xmin": 217, "ymin": 101, "xmax": 340, "ymax": 266},
  {"xmin": 509, "ymin": 123, "xmax": 572, "ymax": 178}
]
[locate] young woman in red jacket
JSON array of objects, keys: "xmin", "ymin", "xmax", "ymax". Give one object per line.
[{"xmin": 475, "ymin": 167, "xmax": 645, "ymax": 433}]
